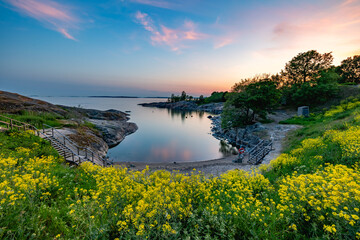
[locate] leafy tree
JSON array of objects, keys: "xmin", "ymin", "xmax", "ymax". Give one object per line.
[
  {"xmin": 283, "ymin": 68, "xmax": 339, "ymax": 106},
  {"xmin": 244, "ymin": 78, "xmax": 282, "ymax": 119},
  {"xmin": 222, "ymin": 92, "xmax": 253, "ymax": 129},
  {"xmin": 180, "ymin": 91, "xmax": 187, "ymax": 101},
  {"xmin": 168, "ymin": 91, "xmax": 194, "ymax": 102},
  {"xmin": 282, "ymin": 50, "xmax": 333, "ymax": 85},
  {"xmin": 339, "ymin": 55, "xmax": 360, "ymax": 83},
  {"xmin": 197, "ymin": 95, "xmax": 205, "ymax": 104},
  {"xmin": 222, "ymin": 75, "xmax": 281, "ymax": 128}
]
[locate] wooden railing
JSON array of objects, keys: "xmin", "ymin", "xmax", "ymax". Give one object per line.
[
  {"xmin": 0, "ymin": 114, "xmax": 34, "ymax": 132},
  {"xmin": 42, "ymin": 124, "xmax": 110, "ymax": 166},
  {"xmin": 0, "ymin": 114, "xmax": 111, "ymax": 167}
]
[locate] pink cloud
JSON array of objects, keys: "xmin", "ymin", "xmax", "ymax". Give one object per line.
[
  {"xmin": 256, "ymin": 0, "xmax": 360, "ymax": 63},
  {"xmin": 58, "ymin": 28, "xmax": 76, "ymax": 41},
  {"xmin": 271, "ymin": 0, "xmax": 360, "ymax": 41},
  {"xmin": 341, "ymin": 0, "xmax": 357, "ymax": 7},
  {"xmin": 135, "ymin": 11, "xmax": 207, "ymax": 51},
  {"xmin": 134, "ymin": 11, "xmax": 156, "ymax": 32},
  {"xmin": 4, "ymin": 0, "xmax": 78, "ymax": 40},
  {"xmin": 214, "ymin": 37, "xmax": 234, "ymax": 49}
]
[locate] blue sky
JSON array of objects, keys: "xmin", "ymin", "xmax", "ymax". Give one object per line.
[{"xmin": 0, "ymin": 0, "xmax": 359, "ymax": 97}]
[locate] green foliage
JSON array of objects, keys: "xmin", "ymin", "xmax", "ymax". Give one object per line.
[
  {"xmin": 339, "ymin": 55, "xmax": 360, "ymax": 83},
  {"xmin": 221, "ymin": 92, "xmax": 251, "ymax": 128},
  {"xmin": 197, "ymin": 95, "xmax": 205, "ymax": 104},
  {"xmin": 168, "ymin": 93, "xmax": 181, "ymax": 103},
  {"xmin": 222, "ymin": 75, "xmax": 281, "ymax": 128},
  {"xmin": 281, "ymin": 50, "xmax": 333, "ymax": 85},
  {"xmin": 282, "ymin": 68, "xmax": 340, "ymax": 106},
  {"xmin": 2, "ymin": 111, "xmax": 64, "ymax": 128},
  {"xmin": 83, "ymin": 121, "xmax": 97, "ymax": 131},
  {"xmin": 204, "ymin": 91, "xmax": 227, "ymax": 104},
  {"xmin": 280, "ymin": 95, "xmax": 360, "ymax": 152},
  {"xmin": 0, "ymin": 130, "xmax": 59, "ymax": 160},
  {"xmin": 168, "ymin": 91, "xmax": 194, "ymax": 103},
  {"xmin": 2, "ymin": 98, "xmax": 360, "ymax": 239}
]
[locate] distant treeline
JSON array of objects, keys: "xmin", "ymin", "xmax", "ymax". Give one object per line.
[{"xmin": 167, "ymin": 91, "xmax": 228, "ymax": 104}]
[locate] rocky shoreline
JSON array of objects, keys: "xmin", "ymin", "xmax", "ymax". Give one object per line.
[
  {"xmin": 116, "ymin": 109, "xmax": 299, "ymax": 176},
  {"xmin": 60, "ymin": 106, "xmax": 138, "ymax": 148},
  {"xmin": 210, "ymin": 115, "xmax": 269, "ymax": 151},
  {"xmin": 139, "ymin": 101, "xmax": 224, "ymax": 114},
  {"xmin": 0, "ymin": 91, "xmax": 138, "ymax": 160},
  {"xmin": 55, "ymin": 107, "xmax": 138, "ymax": 159}
]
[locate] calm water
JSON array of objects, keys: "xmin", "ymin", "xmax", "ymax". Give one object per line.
[{"xmin": 37, "ymin": 97, "xmax": 226, "ymax": 163}]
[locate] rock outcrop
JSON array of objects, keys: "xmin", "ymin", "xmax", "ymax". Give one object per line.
[
  {"xmin": 59, "ymin": 106, "xmax": 138, "ymax": 148},
  {"xmin": 88, "ymin": 119, "xmax": 138, "ymax": 147},
  {"xmin": 210, "ymin": 115, "xmax": 268, "ymax": 150},
  {"xmin": 58, "ymin": 127, "xmax": 109, "ymax": 159},
  {"xmin": 0, "ymin": 90, "xmax": 67, "ymax": 115},
  {"xmin": 0, "ymin": 91, "xmax": 138, "ymax": 157}
]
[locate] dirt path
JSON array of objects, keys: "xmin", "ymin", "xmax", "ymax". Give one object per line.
[{"xmin": 115, "ymin": 110, "xmax": 300, "ymax": 176}]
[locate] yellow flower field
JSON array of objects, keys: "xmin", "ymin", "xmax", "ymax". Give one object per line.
[{"xmin": 1, "ymin": 101, "xmax": 360, "ymax": 239}]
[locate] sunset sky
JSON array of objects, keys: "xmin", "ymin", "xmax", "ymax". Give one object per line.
[{"xmin": 0, "ymin": 0, "xmax": 359, "ymax": 97}]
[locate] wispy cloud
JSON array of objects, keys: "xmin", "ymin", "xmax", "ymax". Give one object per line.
[
  {"xmin": 135, "ymin": 11, "xmax": 207, "ymax": 51},
  {"xmin": 252, "ymin": 0, "xmax": 360, "ymax": 63},
  {"xmin": 58, "ymin": 28, "xmax": 76, "ymax": 41},
  {"xmin": 4, "ymin": 0, "xmax": 78, "ymax": 40},
  {"xmin": 214, "ymin": 36, "xmax": 234, "ymax": 49},
  {"xmin": 130, "ymin": 0, "xmax": 175, "ymax": 9}
]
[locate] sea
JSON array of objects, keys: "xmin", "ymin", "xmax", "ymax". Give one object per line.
[{"xmin": 36, "ymin": 96, "xmax": 228, "ymax": 163}]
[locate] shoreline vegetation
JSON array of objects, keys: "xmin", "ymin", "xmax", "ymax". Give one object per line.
[
  {"xmin": 1, "ymin": 51, "xmax": 360, "ymax": 238},
  {"xmin": 1, "ymin": 93, "xmax": 360, "ymax": 239},
  {"xmin": 0, "ymin": 90, "xmax": 138, "ymax": 159}
]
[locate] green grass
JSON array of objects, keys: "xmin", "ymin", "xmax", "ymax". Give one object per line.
[
  {"xmin": 83, "ymin": 121, "xmax": 100, "ymax": 134},
  {"xmin": 1, "ymin": 96, "xmax": 360, "ymax": 239},
  {"xmin": 0, "ymin": 131, "xmax": 99, "ymax": 239},
  {"xmin": 280, "ymin": 95, "xmax": 360, "ymax": 152},
  {"xmin": 262, "ymin": 95, "xmax": 360, "ymax": 183},
  {"xmin": 1, "ymin": 111, "xmax": 64, "ymax": 128},
  {"xmin": 0, "ymin": 130, "xmax": 59, "ymax": 159}
]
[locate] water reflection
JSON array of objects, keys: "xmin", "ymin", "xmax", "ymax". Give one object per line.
[
  {"xmin": 150, "ymin": 141, "xmax": 193, "ymax": 162},
  {"xmin": 219, "ymin": 140, "xmax": 238, "ymax": 156},
  {"xmin": 37, "ymin": 97, "xmax": 224, "ymax": 163},
  {"xmin": 167, "ymin": 109, "xmax": 205, "ymax": 122}
]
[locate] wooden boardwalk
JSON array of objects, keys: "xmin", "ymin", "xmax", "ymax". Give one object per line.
[
  {"xmin": 247, "ymin": 140, "xmax": 273, "ymax": 164},
  {"xmin": 236, "ymin": 140, "xmax": 273, "ymax": 165},
  {"xmin": 0, "ymin": 114, "xmax": 110, "ymax": 167}
]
